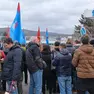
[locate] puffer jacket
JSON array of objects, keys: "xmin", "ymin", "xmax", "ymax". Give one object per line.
[
  {"xmin": 52, "ymin": 48, "xmax": 72, "ymax": 76},
  {"xmin": 2, "ymin": 45, "xmax": 22, "ymax": 81},
  {"xmin": 72, "ymin": 44, "xmax": 94, "ymax": 78}
]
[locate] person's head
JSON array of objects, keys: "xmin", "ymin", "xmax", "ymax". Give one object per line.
[
  {"xmin": 4, "ymin": 38, "xmax": 13, "ymax": 49},
  {"xmin": 54, "ymin": 41, "xmax": 60, "ymax": 51},
  {"xmin": 54, "ymin": 41, "xmax": 60, "ymax": 48},
  {"xmin": 42, "ymin": 44, "xmax": 51, "ymax": 52},
  {"xmin": 81, "ymin": 35, "xmax": 90, "ymax": 45},
  {"xmin": 31, "ymin": 37, "xmax": 40, "ymax": 46},
  {"xmin": 66, "ymin": 38, "xmax": 72, "ymax": 44},
  {"xmin": 60, "ymin": 43, "xmax": 66, "ymax": 50},
  {"xmin": 90, "ymin": 39, "xmax": 94, "ymax": 46},
  {"xmin": 15, "ymin": 41, "xmax": 21, "ymax": 47}
]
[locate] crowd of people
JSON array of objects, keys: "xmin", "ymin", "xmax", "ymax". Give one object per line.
[{"xmin": 0, "ymin": 35, "xmax": 94, "ymax": 94}]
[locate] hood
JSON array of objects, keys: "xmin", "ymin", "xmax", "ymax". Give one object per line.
[
  {"xmin": 9, "ymin": 45, "xmax": 20, "ymax": 51},
  {"xmin": 27, "ymin": 42, "xmax": 39, "ymax": 48},
  {"xmin": 60, "ymin": 48, "xmax": 69, "ymax": 55},
  {"xmin": 79, "ymin": 45, "xmax": 94, "ymax": 53}
]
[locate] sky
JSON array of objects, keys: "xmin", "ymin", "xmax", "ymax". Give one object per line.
[{"xmin": 0, "ymin": 0, "xmax": 94, "ymax": 34}]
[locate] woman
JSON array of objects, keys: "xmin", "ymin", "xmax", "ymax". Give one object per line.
[{"xmin": 41, "ymin": 44, "xmax": 52, "ymax": 94}]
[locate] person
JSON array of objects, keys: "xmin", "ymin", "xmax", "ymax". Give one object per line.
[
  {"xmin": 2, "ymin": 38, "xmax": 22, "ymax": 94},
  {"xmin": 52, "ymin": 43, "xmax": 72, "ymax": 94},
  {"xmin": 0, "ymin": 50, "xmax": 5, "ymax": 91},
  {"xmin": 0, "ymin": 41, "xmax": 3, "ymax": 50},
  {"xmin": 21, "ymin": 44, "xmax": 28, "ymax": 85},
  {"xmin": 51, "ymin": 41, "xmax": 60, "ymax": 93},
  {"xmin": 26, "ymin": 41, "xmax": 43, "ymax": 94},
  {"xmin": 66, "ymin": 39, "xmax": 77, "ymax": 92},
  {"xmin": 72, "ymin": 35, "xmax": 94, "ymax": 94},
  {"xmin": 41, "ymin": 44, "xmax": 52, "ymax": 94},
  {"xmin": 14, "ymin": 42, "xmax": 24, "ymax": 94}
]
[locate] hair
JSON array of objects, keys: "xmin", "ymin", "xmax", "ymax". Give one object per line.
[
  {"xmin": 42, "ymin": 44, "xmax": 51, "ymax": 52},
  {"xmin": 81, "ymin": 35, "xmax": 89, "ymax": 44},
  {"xmin": 15, "ymin": 42, "xmax": 21, "ymax": 46},
  {"xmin": 90, "ymin": 39, "xmax": 94, "ymax": 46},
  {"xmin": 66, "ymin": 38, "xmax": 72, "ymax": 44},
  {"xmin": 4, "ymin": 38, "xmax": 13, "ymax": 44},
  {"xmin": 54, "ymin": 41, "xmax": 60, "ymax": 46},
  {"xmin": 60, "ymin": 43, "xmax": 66, "ymax": 48}
]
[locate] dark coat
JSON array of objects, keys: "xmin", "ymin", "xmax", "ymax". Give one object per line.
[
  {"xmin": 26, "ymin": 42, "xmax": 41, "ymax": 74},
  {"xmin": 41, "ymin": 51, "xmax": 51, "ymax": 72},
  {"xmin": 52, "ymin": 48, "xmax": 72, "ymax": 76},
  {"xmin": 41, "ymin": 51, "xmax": 52, "ymax": 89},
  {"xmin": 2, "ymin": 45, "xmax": 22, "ymax": 81}
]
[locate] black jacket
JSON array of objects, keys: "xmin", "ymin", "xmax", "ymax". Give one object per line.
[
  {"xmin": 26, "ymin": 42, "xmax": 41, "ymax": 73},
  {"xmin": 2, "ymin": 45, "xmax": 22, "ymax": 81},
  {"xmin": 41, "ymin": 51, "xmax": 51, "ymax": 71}
]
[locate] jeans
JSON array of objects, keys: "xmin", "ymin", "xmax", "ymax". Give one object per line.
[
  {"xmin": 58, "ymin": 76, "xmax": 72, "ymax": 94},
  {"xmin": 29, "ymin": 70, "xmax": 43, "ymax": 94},
  {"xmin": 7, "ymin": 81, "xmax": 18, "ymax": 94}
]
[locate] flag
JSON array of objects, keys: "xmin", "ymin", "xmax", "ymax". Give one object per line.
[
  {"xmin": 46, "ymin": 28, "xmax": 49, "ymax": 45},
  {"xmin": 10, "ymin": 2, "xmax": 22, "ymax": 43},
  {"xmin": 6, "ymin": 27, "xmax": 10, "ymax": 38},
  {"xmin": 20, "ymin": 30, "xmax": 26, "ymax": 44},
  {"xmin": 92, "ymin": 10, "xmax": 94, "ymax": 17},
  {"xmin": 37, "ymin": 27, "xmax": 41, "ymax": 42},
  {"xmin": 80, "ymin": 26, "xmax": 86, "ymax": 36}
]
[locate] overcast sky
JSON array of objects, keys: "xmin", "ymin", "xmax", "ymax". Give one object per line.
[{"xmin": 0, "ymin": 0, "xmax": 94, "ymax": 34}]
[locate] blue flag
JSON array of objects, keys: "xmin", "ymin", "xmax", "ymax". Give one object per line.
[
  {"xmin": 20, "ymin": 30, "xmax": 26, "ymax": 44},
  {"xmin": 92, "ymin": 10, "xmax": 94, "ymax": 17},
  {"xmin": 10, "ymin": 3, "xmax": 25, "ymax": 44},
  {"xmin": 80, "ymin": 26, "xmax": 86, "ymax": 36},
  {"xmin": 46, "ymin": 28, "xmax": 49, "ymax": 45}
]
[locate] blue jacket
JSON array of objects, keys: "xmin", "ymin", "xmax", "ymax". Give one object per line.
[{"xmin": 52, "ymin": 48, "xmax": 72, "ymax": 76}]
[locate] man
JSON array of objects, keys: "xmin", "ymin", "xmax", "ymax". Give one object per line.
[
  {"xmin": 72, "ymin": 35, "xmax": 94, "ymax": 94},
  {"xmin": 26, "ymin": 41, "xmax": 43, "ymax": 94},
  {"xmin": 2, "ymin": 38, "xmax": 22, "ymax": 94},
  {"xmin": 52, "ymin": 43, "xmax": 72, "ymax": 94},
  {"xmin": 14, "ymin": 42, "xmax": 25, "ymax": 94},
  {"xmin": 51, "ymin": 41, "xmax": 60, "ymax": 93}
]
